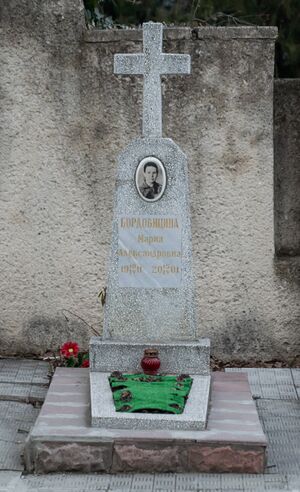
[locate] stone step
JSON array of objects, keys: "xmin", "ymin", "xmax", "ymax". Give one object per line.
[
  {"xmin": 24, "ymin": 369, "xmax": 267, "ymax": 474},
  {"xmin": 89, "ymin": 338, "xmax": 210, "ymax": 375}
]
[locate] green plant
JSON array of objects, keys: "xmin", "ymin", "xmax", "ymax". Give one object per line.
[{"xmin": 83, "ymin": 0, "xmax": 300, "ymax": 77}]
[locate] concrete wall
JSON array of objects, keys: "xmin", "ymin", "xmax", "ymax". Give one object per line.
[
  {"xmin": 274, "ymin": 79, "xmax": 300, "ymax": 257},
  {"xmin": 0, "ymin": 0, "xmax": 299, "ymax": 361}
]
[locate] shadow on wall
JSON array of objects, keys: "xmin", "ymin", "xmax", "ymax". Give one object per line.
[
  {"xmin": 19, "ymin": 315, "xmax": 92, "ymax": 355},
  {"xmin": 274, "ymin": 257, "xmax": 300, "ymax": 288},
  {"xmin": 274, "ymin": 79, "xmax": 300, "ymax": 257},
  {"xmin": 218, "ymin": 312, "xmax": 286, "ymax": 362}
]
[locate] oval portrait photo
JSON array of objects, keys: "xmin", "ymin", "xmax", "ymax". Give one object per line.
[{"xmin": 135, "ymin": 156, "xmax": 166, "ymax": 202}]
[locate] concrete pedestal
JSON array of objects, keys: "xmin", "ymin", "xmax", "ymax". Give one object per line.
[{"xmin": 89, "ymin": 338, "xmax": 211, "ymax": 431}]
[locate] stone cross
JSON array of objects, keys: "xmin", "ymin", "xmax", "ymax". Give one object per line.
[
  {"xmin": 100, "ymin": 21, "xmax": 196, "ymax": 341},
  {"xmin": 114, "ymin": 22, "xmax": 190, "ymax": 138}
]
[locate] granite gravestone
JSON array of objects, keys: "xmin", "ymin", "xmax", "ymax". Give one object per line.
[{"xmin": 90, "ymin": 22, "xmax": 210, "ymax": 430}]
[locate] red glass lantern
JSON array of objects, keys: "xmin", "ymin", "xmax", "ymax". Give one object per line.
[{"xmin": 141, "ymin": 348, "xmax": 161, "ymax": 375}]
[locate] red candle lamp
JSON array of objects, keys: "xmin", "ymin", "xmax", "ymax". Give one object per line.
[{"xmin": 141, "ymin": 348, "xmax": 161, "ymax": 375}]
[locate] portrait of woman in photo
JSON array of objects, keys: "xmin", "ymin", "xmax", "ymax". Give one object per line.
[{"xmin": 135, "ymin": 157, "xmax": 166, "ymax": 202}]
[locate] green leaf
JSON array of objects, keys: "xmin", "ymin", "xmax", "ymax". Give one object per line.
[{"xmin": 67, "ymin": 357, "xmax": 75, "ymax": 367}]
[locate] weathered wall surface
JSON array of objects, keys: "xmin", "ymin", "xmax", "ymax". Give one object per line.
[
  {"xmin": 0, "ymin": 0, "xmax": 90, "ymax": 353},
  {"xmin": 0, "ymin": 1, "xmax": 299, "ymax": 361},
  {"xmin": 274, "ymin": 79, "xmax": 300, "ymax": 256}
]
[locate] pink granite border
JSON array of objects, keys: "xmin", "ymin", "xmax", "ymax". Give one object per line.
[{"xmin": 25, "ymin": 369, "xmax": 267, "ymax": 473}]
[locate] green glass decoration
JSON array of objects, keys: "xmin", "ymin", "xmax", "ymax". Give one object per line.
[{"xmin": 109, "ymin": 372, "xmax": 193, "ymax": 414}]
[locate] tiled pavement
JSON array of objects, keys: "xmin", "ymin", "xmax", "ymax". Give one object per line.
[{"xmin": 0, "ymin": 359, "xmax": 299, "ymax": 491}]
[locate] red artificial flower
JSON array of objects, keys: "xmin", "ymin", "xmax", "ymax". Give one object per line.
[
  {"xmin": 60, "ymin": 341, "xmax": 79, "ymax": 359},
  {"xmin": 81, "ymin": 359, "xmax": 89, "ymax": 368}
]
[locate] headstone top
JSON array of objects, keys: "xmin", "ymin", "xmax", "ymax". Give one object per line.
[{"xmin": 114, "ymin": 22, "xmax": 190, "ymax": 138}]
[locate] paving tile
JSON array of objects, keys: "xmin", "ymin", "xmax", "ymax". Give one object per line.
[
  {"xmin": 0, "ymin": 360, "xmax": 49, "ymax": 386},
  {"xmin": 257, "ymin": 399, "xmax": 300, "ymax": 417},
  {"xmin": 0, "ymin": 420, "xmax": 20, "ymax": 442},
  {"xmin": 174, "ymin": 490, "xmax": 198, "ymax": 492},
  {"xmin": 108, "ymin": 489, "xmax": 130, "ymax": 492},
  {"xmin": 131, "ymin": 473, "xmax": 154, "ymax": 491},
  {"xmin": 153, "ymin": 474, "xmax": 176, "ymax": 490},
  {"xmin": 257, "ymin": 399, "xmax": 300, "ymax": 438},
  {"xmin": 242, "ymin": 474, "xmax": 266, "ymax": 489},
  {"xmin": 0, "ymin": 441, "xmax": 23, "ymax": 471},
  {"xmin": 291, "ymin": 369, "xmax": 300, "ymax": 399},
  {"xmin": 0, "ymin": 401, "xmax": 39, "ymax": 422},
  {"xmin": 153, "ymin": 489, "xmax": 177, "ymax": 492},
  {"xmin": 221, "ymin": 474, "xmax": 245, "ymax": 489},
  {"xmin": 109, "ymin": 489, "xmax": 131, "ymax": 492},
  {"xmin": 0, "ymin": 471, "xmax": 22, "ymax": 489},
  {"xmin": 110, "ymin": 473, "xmax": 133, "ymax": 489},
  {"xmin": 257, "ymin": 399, "xmax": 300, "ymax": 474},
  {"xmin": 287, "ymin": 473, "xmax": 300, "ymax": 490},
  {"xmin": 175, "ymin": 473, "xmax": 198, "ymax": 490},
  {"xmin": 17, "ymin": 489, "xmax": 107, "ymax": 492},
  {"xmin": 0, "ymin": 383, "xmax": 47, "ymax": 403},
  {"xmin": 22, "ymin": 473, "xmax": 111, "ymax": 490},
  {"xmin": 263, "ymin": 473, "xmax": 289, "ymax": 489},
  {"xmin": 196, "ymin": 474, "xmax": 221, "ymax": 489},
  {"xmin": 225, "ymin": 368, "xmax": 298, "ymax": 400}
]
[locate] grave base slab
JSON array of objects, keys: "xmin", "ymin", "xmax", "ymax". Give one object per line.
[
  {"xmin": 24, "ymin": 368, "xmax": 267, "ymax": 474},
  {"xmin": 90, "ymin": 372, "xmax": 210, "ymax": 430}
]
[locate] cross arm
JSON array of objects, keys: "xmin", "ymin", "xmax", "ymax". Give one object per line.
[
  {"xmin": 114, "ymin": 54, "xmax": 144, "ymax": 75},
  {"xmin": 162, "ymin": 54, "xmax": 191, "ymax": 75}
]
